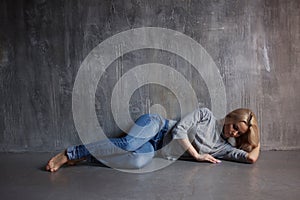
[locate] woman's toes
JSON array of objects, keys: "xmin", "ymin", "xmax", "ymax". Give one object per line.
[
  {"xmin": 46, "ymin": 163, "xmax": 54, "ymax": 172},
  {"xmin": 45, "ymin": 151, "xmax": 68, "ymax": 172}
]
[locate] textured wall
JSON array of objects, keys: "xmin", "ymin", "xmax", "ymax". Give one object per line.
[{"xmin": 0, "ymin": 0, "xmax": 299, "ymax": 152}]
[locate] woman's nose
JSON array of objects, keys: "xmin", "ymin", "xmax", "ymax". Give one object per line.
[{"xmin": 232, "ymin": 131, "xmax": 238, "ymax": 137}]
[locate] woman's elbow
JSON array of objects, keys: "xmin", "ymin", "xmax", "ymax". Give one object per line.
[{"xmin": 246, "ymin": 154, "xmax": 258, "ymax": 164}]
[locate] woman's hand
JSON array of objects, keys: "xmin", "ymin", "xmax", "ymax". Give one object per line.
[
  {"xmin": 177, "ymin": 138, "xmax": 221, "ymax": 164},
  {"xmin": 195, "ymin": 154, "xmax": 222, "ymax": 164}
]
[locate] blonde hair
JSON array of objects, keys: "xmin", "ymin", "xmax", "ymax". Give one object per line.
[{"xmin": 225, "ymin": 108, "xmax": 260, "ymax": 152}]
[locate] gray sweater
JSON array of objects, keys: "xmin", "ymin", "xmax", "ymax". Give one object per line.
[{"xmin": 161, "ymin": 107, "xmax": 248, "ymax": 162}]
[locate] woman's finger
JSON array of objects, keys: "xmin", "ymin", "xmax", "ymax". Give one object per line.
[
  {"xmin": 206, "ymin": 155, "xmax": 221, "ymax": 164},
  {"xmin": 205, "ymin": 156, "xmax": 215, "ymax": 163}
]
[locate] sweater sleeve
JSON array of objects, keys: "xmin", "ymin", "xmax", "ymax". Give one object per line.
[
  {"xmin": 172, "ymin": 107, "xmax": 212, "ymax": 139},
  {"xmin": 214, "ymin": 143, "xmax": 248, "ymax": 163}
]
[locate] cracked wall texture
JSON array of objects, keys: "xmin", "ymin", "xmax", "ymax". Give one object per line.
[{"xmin": 0, "ymin": 0, "xmax": 299, "ymax": 151}]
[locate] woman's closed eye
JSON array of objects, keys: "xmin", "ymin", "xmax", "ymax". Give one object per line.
[
  {"xmin": 232, "ymin": 124, "xmax": 239, "ymax": 131},
  {"xmin": 232, "ymin": 122, "xmax": 248, "ymax": 136}
]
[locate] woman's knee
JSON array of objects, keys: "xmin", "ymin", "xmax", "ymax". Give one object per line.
[
  {"xmin": 126, "ymin": 114, "xmax": 160, "ymax": 141},
  {"xmin": 135, "ymin": 114, "xmax": 153, "ymax": 126},
  {"xmin": 129, "ymin": 152, "xmax": 154, "ymax": 169},
  {"xmin": 100, "ymin": 151, "xmax": 154, "ymax": 169},
  {"xmin": 130, "ymin": 143, "xmax": 155, "ymax": 168},
  {"xmin": 135, "ymin": 113, "xmax": 163, "ymax": 126}
]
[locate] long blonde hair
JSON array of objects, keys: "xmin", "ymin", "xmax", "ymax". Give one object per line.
[{"xmin": 225, "ymin": 108, "xmax": 260, "ymax": 152}]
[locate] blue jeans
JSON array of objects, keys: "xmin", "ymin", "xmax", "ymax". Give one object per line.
[{"xmin": 66, "ymin": 114, "xmax": 169, "ymax": 169}]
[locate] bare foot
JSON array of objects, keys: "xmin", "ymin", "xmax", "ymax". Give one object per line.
[{"xmin": 46, "ymin": 150, "xmax": 68, "ymax": 172}]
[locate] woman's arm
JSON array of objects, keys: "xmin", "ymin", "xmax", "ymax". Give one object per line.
[
  {"xmin": 173, "ymin": 108, "xmax": 220, "ymax": 163},
  {"xmin": 246, "ymin": 143, "xmax": 260, "ymax": 163},
  {"xmin": 172, "ymin": 108, "xmax": 211, "ymax": 140},
  {"xmin": 178, "ymin": 138, "xmax": 221, "ymax": 164}
]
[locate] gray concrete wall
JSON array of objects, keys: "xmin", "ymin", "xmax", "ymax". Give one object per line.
[{"xmin": 0, "ymin": 0, "xmax": 299, "ymax": 152}]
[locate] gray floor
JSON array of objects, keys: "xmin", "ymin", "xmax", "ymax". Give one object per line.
[{"xmin": 0, "ymin": 151, "xmax": 299, "ymax": 200}]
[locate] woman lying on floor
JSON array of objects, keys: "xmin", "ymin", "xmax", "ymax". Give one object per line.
[{"xmin": 46, "ymin": 107, "xmax": 260, "ymax": 172}]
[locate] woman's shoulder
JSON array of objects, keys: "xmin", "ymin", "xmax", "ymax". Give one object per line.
[
  {"xmin": 194, "ymin": 107, "xmax": 215, "ymax": 121},
  {"xmin": 197, "ymin": 107, "xmax": 212, "ymax": 112},
  {"xmin": 197, "ymin": 107, "xmax": 213, "ymax": 116}
]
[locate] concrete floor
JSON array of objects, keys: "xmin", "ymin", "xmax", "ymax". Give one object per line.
[{"xmin": 0, "ymin": 151, "xmax": 299, "ymax": 200}]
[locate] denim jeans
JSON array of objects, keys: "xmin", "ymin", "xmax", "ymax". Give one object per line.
[{"xmin": 66, "ymin": 114, "xmax": 170, "ymax": 169}]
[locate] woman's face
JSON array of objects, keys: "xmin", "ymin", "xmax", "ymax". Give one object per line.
[{"xmin": 223, "ymin": 121, "xmax": 249, "ymax": 139}]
